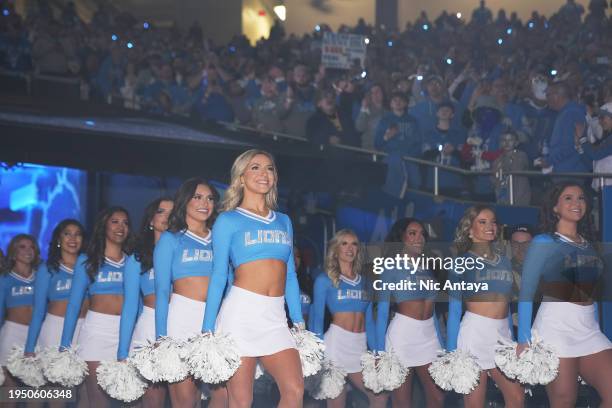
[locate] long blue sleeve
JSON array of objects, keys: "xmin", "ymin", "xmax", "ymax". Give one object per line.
[
  {"xmin": 365, "ymin": 302, "xmax": 378, "ymax": 351},
  {"xmin": 582, "ymin": 140, "xmax": 612, "ymax": 161},
  {"xmin": 284, "ymin": 217, "xmax": 304, "ymax": 325},
  {"xmin": 202, "ymin": 216, "xmax": 233, "ymax": 332},
  {"xmin": 518, "ymin": 235, "xmax": 555, "ymax": 343},
  {"xmin": 118, "ymin": 255, "xmax": 141, "ymax": 359},
  {"xmin": 154, "ymin": 232, "xmax": 175, "ymax": 339},
  {"xmin": 375, "ymin": 300, "xmax": 390, "ymax": 352},
  {"xmin": 446, "ymin": 296, "xmax": 462, "ymax": 351},
  {"xmin": 59, "ymin": 255, "xmax": 89, "ymax": 349},
  {"xmin": 309, "ymin": 274, "xmax": 329, "ymax": 338},
  {"xmin": 0, "ymin": 277, "xmax": 6, "ymax": 329},
  {"xmin": 25, "ymin": 264, "xmax": 51, "ymax": 353}
]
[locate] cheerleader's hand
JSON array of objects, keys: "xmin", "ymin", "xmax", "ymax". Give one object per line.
[
  {"xmin": 294, "ymin": 322, "xmax": 306, "ymax": 331},
  {"xmin": 516, "ymin": 342, "xmax": 528, "ymax": 357},
  {"xmin": 24, "ymin": 352, "xmax": 35, "ymax": 357}
]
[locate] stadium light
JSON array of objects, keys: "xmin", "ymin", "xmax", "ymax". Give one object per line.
[{"xmin": 273, "ymin": 5, "xmax": 286, "ymax": 21}]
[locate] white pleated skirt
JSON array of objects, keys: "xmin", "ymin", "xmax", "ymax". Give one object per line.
[
  {"xmin": 216, "ymin": 286, "xmax": 296, "ymax": 357},
  {"xmin": 129, "ymin": 306, "xmax": 156, "ymax": 351},
  {"xmin": 38, "ymin": 313, "xmax": 84, "ymax": 350},
  {"xmin": 533, "ymin": 302, "xmax": 612, "ymax": 358},
  {"xmin": 168, "ymin": 294, "xmax": 205, "ymax": 341},
  {"xmin": 386, "ymin": 314, "xmax": 441, "ymax": 367},
  {"xmin": 76, "ymin": 311, "xmax": 120, "ymax": 362},
  {"xmin": 0, "ymin": 321, "xmax": 28, "ymax": 366},
  {"xmin": 324, "ymin": 324, "xmax": 366, "ymax": 373},
  {"xmin": 457, "ymin": 311, "xmax": 512, "ymax": 370}
]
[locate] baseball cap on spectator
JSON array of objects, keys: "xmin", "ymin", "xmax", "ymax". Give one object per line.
[
  {"xmin": 506, "ymin": 224, "xmax": 535, "ymax": 240},
  {"xmin": 599, "ymin": 102, "xmax": 612, "ymax": 118}
]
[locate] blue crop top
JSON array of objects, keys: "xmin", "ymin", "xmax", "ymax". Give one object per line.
[
  {"xmin": 202, "ymin": 208, "xmax": 303, "ymax": 332},
  {"xmin": 118, "ymin": 254, "xmax": 156, "ymax": 359},
  {"xmin": 0, "ymin": 271, "xmax": 35, "ymax": 328},
  {"xmin": 24, "ymin": 263, "xmax": 74, "ymax": 353},
  {"xmin": 154, "ymin": 229, "xmax": 213, "ymax": 338},
  {"xmin": 59, "ymin": 254, "xmax": 125, "ymax": 350},
  {"xmin": 308, "ymin": 272, "xmax": 378, "ymax": 350},
  {"xmin": 518, "ymin": 233, "xmax": 603, "ymax": 343},
  {"xmin": 375, "ymin": 265, "xmax": 444, "ymax": 351},
  {"xmin": 446, "ymin": 253, "xmax": 514, "ymax": 351}
]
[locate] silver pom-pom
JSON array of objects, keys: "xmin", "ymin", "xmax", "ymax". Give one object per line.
[
  {"xmin": 96, "ymin": 361, "xmax": 148, "ymax": 402},
  {"xmin": 40, "ymin": 347, "xmax": 88, "ymax": 387},
  {"xmin": 6, "ymin": 347, "xmax": 46, "ymax": 388},
  {"xmin": 428, "ymin": 350, "xmax": 480, "ymax": 394},
  {"xmin": 183, "ymin": 332, "xmax": 241, "ymax": 384},
  {"xmin": 130, "ymin": 337, "xmax": 189, "ymax": 383},
  {"xmin": 290, "ymin": 328, "xmax": 325, "ymax": 377},
  {"xmin": 361, "ymin": 350, "xmax": 408, "ymax": 393},
  {"xmin": 305, "ymin": 359, "xmax": 347, "ymax": 400},
  {"xmin": 494, "ymin": 333, "xmax": 559, "ymax": 386}
]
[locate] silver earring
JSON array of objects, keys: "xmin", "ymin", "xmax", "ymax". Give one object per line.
[
  {"xmin": 57, "ymin": 243, "xmax": 61, "ymax": 248},
  {"xmin": 149, "ymin": 225, "xmax": 154, "ymax": 230}
]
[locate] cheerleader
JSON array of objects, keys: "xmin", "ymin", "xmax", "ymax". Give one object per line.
[
  {"xmin": 0, "ymin": 235, "xmax": 40, "ymax": 393},
  {"xmin": 376, "ymin": 218, "xmax": 445, "ymax": 407},
  {"xmin": 24, "ymin": 220, "xmax": 87, "ymax": 358},
  {"xmin": 310, "ymin": 229, "xmax": 388, "ymax": 408},
  {"xmin": 118, "ymin": 197, "xmax": 173, "ymax": 407},
  {"xmin": 202, "ymin": 149, "xmax": 305, "ymax": 407},
  {"xmin": 518, "ymin": 182, "xmax": 612, "ymax": 406},
  {"xmin": 59, "ymin": 207, "xmax": 132, "ymax": 407},
  {"xmin": 446, "ymin": 206, "xmax": 524, "ymax": 408},
  {"xmin": 153, "ymin": 179, "xmax": 226, "ymax": 407}
]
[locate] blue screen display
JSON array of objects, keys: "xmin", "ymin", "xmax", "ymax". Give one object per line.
[{"xmin": 0, "ymin": 163, "xmax": 86, "ymax": 259}]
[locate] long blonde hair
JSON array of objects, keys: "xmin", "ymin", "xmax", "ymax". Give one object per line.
[
  {"xmin": 454, "ymin": 205, "xmax": 498, "ymax": 254},
  {"xmin": 221, "ymin": 149, "xmax": 279, "ymax": 211},
  {"xmin": 325, "ymin": 229, "xmax": 364, "ymax": 287}
]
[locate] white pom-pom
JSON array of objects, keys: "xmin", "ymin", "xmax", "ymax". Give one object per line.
[
  {"xmin": 290, "ymin": 328, "xmax": 325, "ymax": 377},
  {"xmin": 494, "ymin": 333, "xmax": 559, "ymax": 386},
  {"xmin": 6, "ymin": 347, "xmax": 46, "ymax": 388},
  {"xmin": 428, "ymin": 350, "xmax": 480, "ymax": 394},
  {"xmin": 183, "ymin": 332, "xmax": 241, "ymax": 384},
  {"xmin": 361, "ymin": 350, "xmax": 408, "ymax": 393},
  {"xmin": 96, "ymin": 361, "xmax": 148, "ymax": 402},
  {"xmin": 305, "ymin": 359, "xmax": 347, "ymax": 400},
  {"xmin": 130, "ymin": 337, "xmax": 189, "ymax": 383},
  {"xmin": 40, "ymin": 347, "xmax": 88, "ymax": 387}
]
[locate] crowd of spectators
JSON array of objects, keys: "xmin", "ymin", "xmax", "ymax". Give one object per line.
[{"xmin": 1, "ymin": 0, "xmax": 611, "ymax": 203}]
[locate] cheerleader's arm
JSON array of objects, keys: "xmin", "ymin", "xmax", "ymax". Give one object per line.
[
  {"xmin": 284, "ymin": 216, "xmax": 304, "ymax": 325},
  {"xmin": 202, "ymin": 215, "xmax": 233, "ymax": 333},
  {"xmin": 154, "ymin": 232, "xmax": 175, "ymax": 339},
  {"xmin": 309, "ymin": 274, "xmax": 329, "ymax": 339},
  {"xmin": 24, "ymin": 264, "xmax": 51, "ymax": 353},
  {"xmin": 375, "ymin": 299, "xmax": 390, "ymax": 352},
  {"xmin": 59, "ymin": 255, "xmax": 89, "ymax": 350},
  {"xmin": 117, "ymin": 255, "xmax": 141, "ymax": 360}
]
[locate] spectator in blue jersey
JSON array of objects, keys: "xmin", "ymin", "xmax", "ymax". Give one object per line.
[
  {"xmin": 423, "ymin": 101, "xmax": 466, "ymax": 197},
  {"xmin": 119, "ymin": 198, "xmax": 173, "ymax": 408},
  {"xmin": 281, "ymin": 64, "xmax": 317, "ymax": 138},
  {"xmin": 93, "ymin": 46, "xmax": 126, "ymax": 102},
  {"xmin": 576, "ymin": 102, "xmax": 612, "ymax": 189},
  {"xmin": 58, "ymin": 207, "xmax": 133, "ymax": 407},
  {"xmin": 540, "ymin": 82, "xmax": 590, "ymax": 174},
  {"xmin": 140, "ymin": 62, "xmax": 191, "ymax": 116},
  {"xmin": 409, "ymin": 75, "xmax": 453, "ymax": 137},
  {"xmin": 521, "ymin": 73, "xmax": 557, "ymax": 162},
  {"xmin": 306, "ymin": 89, "xmax": 359, "ymax": 146},
  {"xmin": 251, "ymin": 77, "xmax": 287, "ymax": 133},
  {"xmin": 491, "ymin": 78, "xmax": 529, "ymax": 144},
  {"xmin": 376, "ymin": 92, "xmax": 422, "ymax": 196},
  {"xmin": 194, "ymin": 77, "xmax": 234, "ymax": 123},
  {"xmin": 472, "ymin": 0, "xmax": 493, "ymax": 25},
  {"xmin": 0, "ymin": 235, "xmax": 40, "ymax": 392},
  {"xmin": 153, "ymin": 179, "xmax": 227, "ymax": 407}
]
